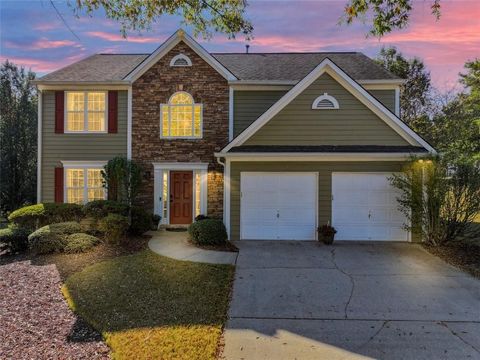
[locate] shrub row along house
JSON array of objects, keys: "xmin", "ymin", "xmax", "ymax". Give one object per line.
[{"xmin": 35, "ymin": 29, "xmax": 434, "ymax": 241}]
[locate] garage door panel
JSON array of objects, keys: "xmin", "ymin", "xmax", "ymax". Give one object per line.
[
  {"xmin": 241, "ymin": 173, "xmax": 317, "ymax": 240},
  {"xmin": 333, "ymin": 173, "xmax": 408, "ymax": 242}
]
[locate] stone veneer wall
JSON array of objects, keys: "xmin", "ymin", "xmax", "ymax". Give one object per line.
[{"xmin": 132, "ymin": 41, "xmax": 229, "ymax": 218}]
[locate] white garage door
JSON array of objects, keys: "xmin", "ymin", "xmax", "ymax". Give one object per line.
[
  {"xmin": 332, "ymin": 173, "xmax": 409, "ymax": 241},
  {"xmin": 241, "ymin": 173, "xmax": 317, "ymax": 240}
]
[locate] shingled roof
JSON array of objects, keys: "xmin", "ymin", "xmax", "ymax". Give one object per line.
[
  {"xmin": 212, "ymin": 53, "xmax": 401, "ymax": 81},
  {"xmin": 37, "ymin": 51, "xmax": 401, "ymax": 83}
]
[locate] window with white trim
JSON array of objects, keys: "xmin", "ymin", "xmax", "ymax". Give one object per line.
[
  {"xmin": 170, "ymin": 54, "xmax": 192, "ymax": 67},
  {"xmin": 66, "ymin": 91, "xmax": 107, "ymax": 132},
  {"xmin": 160, "ymin": 92, "xmax": 202, "ymax": 138},
  {"xmin": 65, "ymin": 168, "xmax": 105, "ymax": 204},
  {"xmin": 311, "ymin": 93, "xmax": 339, "ymax": 110}
]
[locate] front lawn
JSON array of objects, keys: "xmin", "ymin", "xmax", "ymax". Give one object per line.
[{"xmin": 62, "ymin": 250, "xmax": 234, "ymax": 360}]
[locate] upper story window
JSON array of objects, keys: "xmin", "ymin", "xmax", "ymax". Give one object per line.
[
  {"xmin": 170, "ymin": 54, "xmax": 192, "ymax": 67},
  {"xmin": 160, "ymin": 92, "xmax": 202, "ymax": 138},
  {"xmin": 66, "ymin": 91, "xmax": 107, "ymax": 132},
  {"xmin": 311, "ymin": 93, "xmax": 339, "ymax": 110}
]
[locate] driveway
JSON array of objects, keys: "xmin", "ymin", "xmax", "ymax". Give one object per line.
[{"xmin": 223, "ymin": 241, "xmax": 480, "ymax": 360}]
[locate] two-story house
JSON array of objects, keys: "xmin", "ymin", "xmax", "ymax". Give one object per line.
[{"xmin": 35, "ymin": 29, "xmax": 434, "ymax": 241}]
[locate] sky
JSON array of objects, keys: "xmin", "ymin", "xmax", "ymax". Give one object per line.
[{"xmin": 0, "ymin": 0, "xmax": 479, "ymax": 91}]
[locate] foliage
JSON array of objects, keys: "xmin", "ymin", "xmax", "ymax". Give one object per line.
[
  {"xmin": 390, "ymin": 158, "xmax": 480, "ymax": 246},
  {"xmin": 83, "ymin": 200, "xmax": 129, "ymax": 219},
  {"xmin": 8, "ymin": 203, "xmax": 83, "ymax": 230},
  {"xmin": 343, "ymin": 0, "xmax": 441, "ymax": 37},
  {"xmin": 101, "ymin": 157, "xmax": 143, "ymax": 205},
  {"xmin": 64, "ymin": 233, "xmax": 100, "ymax": 253},
  {"xmin": 151, "ymin": 214, "xmax": 161, "ymax": 228},
  {"xmin": 375, "ymin": 47, "xmax": 432, "ymax": 125},
  {"xmin": 98, "ymin": 213, "xmax": 129, "ymax": 243},
  {"xmin": 73, "ymin": 0, "xmax": 253, "ymax": 39},
  {"xmin": 62, "ymin": 251, "xmax": 233, "ymax": 359},
  {"xmin": 318, "ymin": 224, "xmax": 337, "ymax": 236},
  {"xmin": 188, "ymin": 218, "xmax": 227, "ymax": 246},
  {"xmin": 28, "ymin": 221, "xmax": 82, "ymax": 254},
  {"xmin": 129, "ymin": 206, "xmax": 153, "ymax": 235},
  {"xmin": 0, "ymin": 225, "xmax": 30, "ymax": 254},
  {"xmin": 194, "ymin": 214, "xmax": 211, "ymax": 221},
  {"xmin": 0, "ymin": 60, "xmax": 37, "ymax": 215}
]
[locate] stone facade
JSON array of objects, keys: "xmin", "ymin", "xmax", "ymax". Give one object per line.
[{"xmin": 132, "ymin": 41, "xmax": 229, "ymax": 218}]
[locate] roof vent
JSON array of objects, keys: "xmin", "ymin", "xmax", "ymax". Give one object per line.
[
  {"xmin": 170, "ymin": 54, "xmax": 192, "ymax": 67},
  {"xmin": 312, "ymin": 93, "xmax": 339, "ymax": 110}
]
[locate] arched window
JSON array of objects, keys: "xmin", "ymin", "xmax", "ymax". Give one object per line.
[
  {"xmin": 170, "ymin": 54, "xmax": 192, "ymax": 67},
  {"xmin": 311, "ymin": 93, "xmax": 339, "ymax": 110},
  {"xmin": 160, "ymin": 92, "xmax": 202, "ymax": 138}
]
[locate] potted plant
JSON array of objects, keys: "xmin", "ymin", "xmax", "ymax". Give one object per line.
[{"xmin": 318, "ymin": 224, "xmax": 337, "ymax": 245}]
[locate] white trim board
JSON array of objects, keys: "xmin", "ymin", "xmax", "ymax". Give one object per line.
[
  {"xmin": 61, "ymin": 160, "xmax": 108, "ymax": 167},
  {"xmin": 152, "ymin": 162, "xmax": 208, "ymax": 170},
  {"xmin": 37, "ymin": 90, "xmax": 42, "ymax": 203},
  {"xmin": 125, "ymin": 29, "xmax": 237, "ymax": 82},
  {"xmin": 220, "ymin": 58, "xmax": 435, "ymax": 154}
]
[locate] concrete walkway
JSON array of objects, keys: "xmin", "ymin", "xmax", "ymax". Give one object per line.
[
  {"xmin": 147, "ymin": 230, "xmax": 237, "ymax": 265},
  {"xmin": 223, "ymin": 241, "xmax": 480, "ymax": 360}
]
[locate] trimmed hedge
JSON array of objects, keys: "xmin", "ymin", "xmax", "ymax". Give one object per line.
[
  {"xmin": 83, "ymin": 200, "xmax": 129, "ymax": 219},
  {"xmin": 64, "ymin": 233, "xmax": 100, "ymax": 253},
  {"xmin": 98, "ymin": 213, "xmax": 129, "ymax": 243},
  {"xmin": 8, "ymin": 203, "xmax": 83, "ymax": 230},
  {"xmin": 28, "ymin": 221, "xmax": 82, "ymax": 254},
  {"xmin": 188, "ymin": 219, "xmax": 228, "ymax": 246},
  {"xmin": 0, "ymin": 225, "xmax": 30, "ymax": 254},
  {"xmin": 129, "ymin": 206, "xmax": 153, "ymax": 235}
]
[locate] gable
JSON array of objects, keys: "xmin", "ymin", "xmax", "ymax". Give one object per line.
[{"xmin": 244, "ymin": 73, "xmax": 409, "ymax": 146}]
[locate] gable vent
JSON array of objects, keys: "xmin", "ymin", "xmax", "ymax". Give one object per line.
[
  {"xmin": 170, "ymin": 54, "xmax": 192, "ymax": 67},
  {"xmin": 312, "ymin": 93, "xmax": 339, "ymax": 110}
]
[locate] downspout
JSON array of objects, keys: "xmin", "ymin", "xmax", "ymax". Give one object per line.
[{"xmin": 216, "ymin": 156, "xmax": 228, "ymax": 237}]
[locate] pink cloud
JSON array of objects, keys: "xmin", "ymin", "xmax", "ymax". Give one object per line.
[
  {"xmin": 86, "ymin": 31, "xmax": 162, "ymax": 43},
  {"xmin": 0, "ymin": 54, "xmax": 85, "ymax": 73},
  {"xmin": 5, "ymin": 38, "xmax": 78, "ymax": 50}
]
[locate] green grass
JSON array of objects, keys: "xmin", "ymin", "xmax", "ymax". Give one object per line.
[{"xmin": 62, "ymin": 250, "xmax": 234, "ymax": 360}]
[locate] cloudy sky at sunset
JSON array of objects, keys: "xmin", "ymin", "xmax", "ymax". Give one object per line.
[{"xmin": 1, "ymin": 0, "xmax": 478, "ymax": 90}]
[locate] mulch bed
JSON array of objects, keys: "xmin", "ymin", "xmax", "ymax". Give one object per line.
[
  {"xmin": 0, "ymin": 235, "xmax": 150, "ymax": 359},
  {"xmin": 0, "ymin": 260, "xmax": 110, "ymax": 359},
  {"xmin": 195, "ymin": 241, "xmax": 239, "ymax": 253},
  {"xmin": 424, "ymin": 241, "xmax": 480, "ymax": 278}
]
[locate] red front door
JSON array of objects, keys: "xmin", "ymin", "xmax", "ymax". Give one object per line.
[{"xmin": 170, "ymin": 171, "xmax": 193, "ymax": 224}]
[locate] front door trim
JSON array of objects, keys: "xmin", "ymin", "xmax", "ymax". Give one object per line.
[{"xmin": 153, "ymin": 162, "xmax": 208, "ymax": 225}]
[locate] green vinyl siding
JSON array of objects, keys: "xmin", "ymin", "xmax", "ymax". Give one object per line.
[
  {"xmin": 41, "ymin": 90, "xmax": 128, "ymax": 202},
  {"xmin": 244, "ymin": 73, "xmax": 409, "ymax": 146},
  {"xmin": 233, "ymin": 90, "xmax": 287, "ymax": 137},
  {"xmin": 229, "ymin": 161, "xmax": 419, "ymax": 241},
  {"xmin": 369, "ymin": 89, "xmax": 396, "ymax": 113}
]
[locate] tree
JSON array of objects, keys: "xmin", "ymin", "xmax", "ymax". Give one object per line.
[
  {"xmin": 0, "ymin": 61, "xmax": 37, "ymax": 215},
  {"xmin": 344, "ymin": 0, "xmax": 441, "ymax": 37},
  {"xmin": 429, "ymin": 60, "xmax": 480, "ymax": 162},
  {"xmin": 101, "ymin": 157, "xmax": 142, "ymax": 205},
  {"xmin": 74, "ymin": 0, "xmax": 253, "ymax": 38},
  {"xmin": 375, "ymin": 47, "xmax": 432, "ymax": 125},
  {"xmin": 390, "ymin": 157, "xmax": 480, "ymax": 246}
]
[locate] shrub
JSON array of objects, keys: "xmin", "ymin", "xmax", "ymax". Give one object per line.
[
  {"xmin": 151, "ymin": 214, "xmax": 161, "ymax": 229},
  {"xmin": 0, "ymin": 225, "xmax": 30, "ymax": 254},
  {"xmin": 83, "ymin": 200, "xmax": 129, "ymax": 219},
  {"xmin": 8, "ymin": 203, "xmax": 83, "ymax": 230},
  {"xmin": 28, "ymin": 221, "xmax": 82, "ymax": 254},
  {"xmin": 129, "ymin": 206, "xmax": 153, "ymax": 235},
  {"xmin": 194, "ymin": 214, "xmax": 210, "ymax": 221},
  {"xmin": 98, "ymin": 213, "xmax": 129, "ymax": 243},
  {"xmin": 64, "ymin": 233, "xmax": 100, "ymax": 253},
  {"xmin": 188, "ymin": 219, "xmax": 227, "ymax": 246}
]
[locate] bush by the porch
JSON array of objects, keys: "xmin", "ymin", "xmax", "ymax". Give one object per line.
[
  {"xmin": 8, "ymin": 203, "xmax": 83, "ymax": 230},
  {"xmin": 64, "ymin": 233, "xmax": 101, "ymax": 253},
  {"xmin": 28, "ymin": 221, "xmax": 82, "ymax": 254},
  {"xmin": 390, "ymin": 157, "xmax": 480, "ymax": 246},
  {"xmin": 188, "ymin": 219, "xmax": 228, "ymax": 246},
  {"xmin": 98, "ymin": 214, "xmax": 129, "ymax": 243}
]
